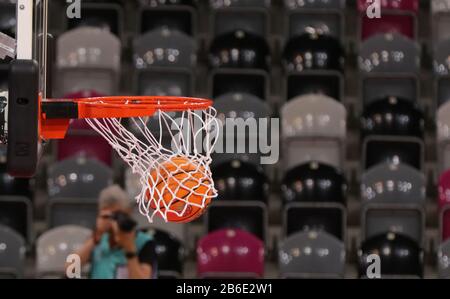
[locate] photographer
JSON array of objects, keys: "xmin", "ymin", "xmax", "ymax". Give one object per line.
[{"xmin": 71, "ymin": 185, "xmax": 157, "ymax": 279}]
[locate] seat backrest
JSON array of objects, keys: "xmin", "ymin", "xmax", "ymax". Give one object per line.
[
  {"xmin": 361, "ymin": 162, "xmax": 425, "ymax": 205},
  {"xmin": 438, "ymin": 239, "xmax": 450, "ymax": 278},
  {"xmin": 362, "ymin": 204, "xmax": 425, "ymax": 244},
  {"xmin": 133, "ymin": 28, "xmax": 196, "ymax": 69},
  {"xmin": 205, "ymin": 201, "xmax": 267, "ymax": 243},
  {"xmin": 47, "ymin": 156, "xmax": 113, "ymax": 199},
  {"xmin": 437, "ymin": 101, "xmax": 450, "ymax": 172},
  {"xmin": 432, "ymin": 0, "xmax": 450, "ymax": 13},
  {"xmin": 56, "ymin": 27, "xmax": 121, "ymax": 95},
  {"xmin": 359, "ymin": 33, "xmax": 420, "ymax": 74},
  {"xmin": 281, "ymin": 94, "xmax": 346, "ymax": 139},
  {"xmin": 279, "ymin": 230, "xmax": 345, "ymax": 278},
  {"xmin": 0, "ymin": 224, "xmax": 26, "ymax": 278},
  {"xmin": 197, "ymin": 228, "xmax": 264, "ymax": 278},
  {"xmin": 36, "ymin": 225, "xmax": 92, "ymax": 276},
  {"xmin": 434, "ymin": 39, "xmax": 450, "ymax": 76},
  {"xmin": 48, "ymin": 199, "xmax": 98, "ymax": 229}
]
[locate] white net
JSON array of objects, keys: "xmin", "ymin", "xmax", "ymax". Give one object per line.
[{"xmin": 85, "ymin": 106, "xmax": 220, "ymax": 223}]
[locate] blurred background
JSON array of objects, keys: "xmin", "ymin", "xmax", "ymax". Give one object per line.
[{"xmin": 0, "ymin": 0, "xmax": 450, "ymax": 279}]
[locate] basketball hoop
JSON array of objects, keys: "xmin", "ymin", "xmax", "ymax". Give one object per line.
[{"xmin": 40, "ymin": 96, "xmax": 220, "ymax": 223}]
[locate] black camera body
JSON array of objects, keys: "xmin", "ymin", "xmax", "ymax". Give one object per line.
[{"xmin": 112, "ymin": 211, "xmax": 137, "ymax": 233}]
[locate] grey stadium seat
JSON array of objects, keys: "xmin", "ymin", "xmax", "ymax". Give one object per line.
[
  {"xmin": 56, "ymin": 27, "xmax": 121, "ymax": 96},
  {"xmin": 47, "ymin": 156, "xmax": 113, "ymax": 199},
  {"xmin": 133, "ymin": 28, "xmax": 196, "ymax": 96},
  {"xmin": 434, "ymin": 40, "xmax": 450, "ymax": 107},
  {"xmin": 278, "ymin": 230, "xmax": 345, "ymax": 279},
  {"xmin": 359, "ymin": 33, "xmax": 420, "ymax": 106},
  {"xmin": 36, "ymin": 225, "xmax": 92, "ymax": 278},
  {"xmin": 0, "ymin": 224, "xmax": 26, "ymax": 279},
  {"xmin": 438, "ymin": 239, "xmax": 450, "ymax": 279},
  {"xmin": 432, "ymin": 0, "xmax": 450, "ymax": 44},
  {"xmin": 283, "ymin": 0, "xmax": 345, "ymax": 41},
  {"xmin": 361, "ymin": 162, "xmax": 426, "ymax": 205},
  {"xmin": 281, "ymin": 94, "xmax": 346, "ymax": 172},
  {"xmin": 212, "ymin": 92, "xmax": 271, "ymax": 167},
  {"xmin": 437, "ymin": 101, "xmax": 450, "ymax": 173},
  {"xmin": 210, "ymin": 0, "xmax": 270, "ymax": 38}
]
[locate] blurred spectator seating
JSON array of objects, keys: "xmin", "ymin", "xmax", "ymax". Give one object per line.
[
  {"xmin": 133, "ymin": 28, "xmax": 196, "ymax": 96},
  {"xmin": 55, "ymin": 27, "xmax": 121, "ymax": 96},
  {"xmin": 0, "ymin": 224, "xmax": 26, "ymax": 279},
  {"xmin": 278, "ymin": 230, "xmax": 345, "ymax": 278},
  {"xmin": 281, "ymin": 94, "xmax": 346, "ymax": 172},
  {"xmin": 36, "ymin": 225, "xmax": 92, "ymax": 278},
  {"xmin": 141, "ymin": 228, "xmax": 185, "ymax": 279},
  {"xmin": 197, "ymin": 228, "xmax": 264, "ymax": 278},
  {"xmin": 361, "ymin": 162, "xmax": 426, "ymax": 245},
  {"xmin": 357, "ymin": 0, "xmax": 419, "ymax": 41}
]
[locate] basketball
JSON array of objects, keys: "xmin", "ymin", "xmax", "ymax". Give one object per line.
[{"xmin": 146, "ymin": 156, "xmax": 213, "ymax": 223}]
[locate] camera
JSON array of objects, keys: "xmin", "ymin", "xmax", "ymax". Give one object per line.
[{"xmin": 111, "ymin": 211, "xmax": 137, "ymax": 233}]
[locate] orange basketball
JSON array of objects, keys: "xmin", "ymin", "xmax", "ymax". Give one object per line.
[{"xmin": 146, "ymin": 156, "xmax": 213, "ymax": 223}]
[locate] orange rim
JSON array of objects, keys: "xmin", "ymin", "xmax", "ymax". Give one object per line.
[
  {"xmin": 43, "ymin": 96, "xmax": 213, "ymax": 119},
  {"xmin": 39, "ymin": 96, "xmax": 213, "ymax": 140}
]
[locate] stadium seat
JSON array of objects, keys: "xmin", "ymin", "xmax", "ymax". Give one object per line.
[
  {"xmin": 281, "ymin": 162, "xmax": 347, "ymax": 206},
  {"xmin": 441, "ymin": 206, "xmax": 450, "ymax": 242},
  {"xmin": 283, "ymin": 32, "xmax": 344, "ymax": 101},
  {"xmin": 278, "ymin": 230, "xmax": 345, "ymax": 278},
  {"xmin": 0, "ymin": 1, "xmax": 15, "ymax": 38},
  {"xmin": 210, "ymin": 0, "xmax": 270, "ymax": 38},
  {"xmin": 208, "ymin": 30, "xmax": 270, "ymax": 99},
  {"xmin": 0, "ymin": 224, "xmax": 26, "ymax": 279},
  {"xmin": 205, "ymin": 201, "xmax": 268, "ymax": 243},
  {"xmin": 283, "ymin": 0, "xmax": 345, "ymax": 41},
  {"xmin": 212, "ymin": 92, "xmax": 271, "ymax": 167},
  {"xmin": 137, "ymin": 0, "xmax": 197, "ymax": 35},
  {"xmin": 439, "ymin": 169, "xmax": 450, "ymax": 209},
  {"xmin": 197, "ymin": 228, "xmax": 264, "ymax": 278},
  {"xmin": 358, "ymin": 232, "xmax": 423, "ymax": 278},
  {"xmin": 281, "ymin": 94, "xmax": 346, "ymax": 171},
  {"xmin": 212, "ymin": 160, "xmax": 269, "ymax": 203},
  {"xmin": 55, "ymin": 27, "xmax": 121, "ymax": 96},
  {"xmin": 438, "ymin": 101, "xmax": 450, "ymax": 174},
  {"xmin": 360, "ymin": 163, "xmax": 425, "ymax": 244},
  {"xmin": 133, "ymin": 28, "xmax": 196, "ymax": 96},
  {"xmin": 432, "ymin": 0, "xmax": 450, "ymax": 44},
  {"xmin": 361, "ymin": 162, "xmax": 426, "ymax": 205},
  {"xmin": 47, "ymin": 199, "xmax": 98, "ymax": 229},
  {"xmin": 0, "ymin": 196, "xmax": 32, "ymax": 243},
  {"xmin": 361, "ymin": 97, "xmax": 425, "ymax": 170},
  {"xmin": 36, "ymin": 225, "xmax": 92, "ymax": 278},
  {"xmin": 357, "ymin": 0, "xmax": 418, "ymax": 41},
  {"xmin": 359, "ymin": 33, "xmax": 420, "ymax": 107},
  {"xmin": 66, "ymin": 0, "xmax": 124, "ymax": 39},
  {"xmin": 141, "ymin": 228, "xmax": 185, "ymax": 279},
  {"xmin": 434, "ymin": 40, "xmax": 450, "ymax": 108},
  {"xmin": 47, "ymin": 156, "xmax": 113, "ymax": 199},
  {"xmin": 283, "ymin": 202, "xmax": 346, "ymax": 241},
  {"xmin": 438, "ymin": 239, "xmax": 450, "ymax": 278},
  {"xmin": 361, "ymin": 205, "xmax": 425, "ymax": 244}
]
